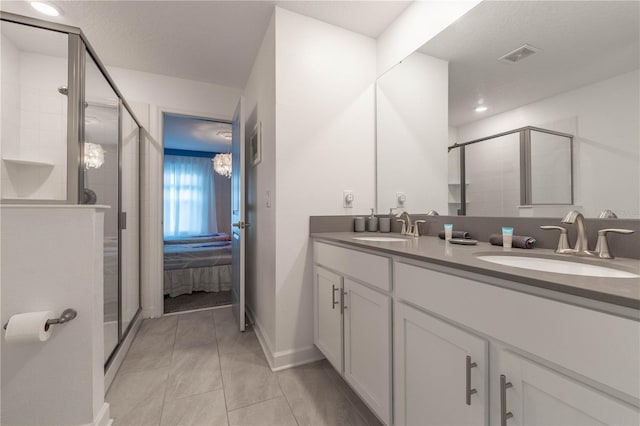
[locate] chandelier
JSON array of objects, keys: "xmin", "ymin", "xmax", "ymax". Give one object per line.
[
  {"xmin": 84, "ymin": 142, "xmax": 105, "ymax": 170},
  {"xmin": 212, "ymin": 153, "xmax": 232, "ymax": 178}
]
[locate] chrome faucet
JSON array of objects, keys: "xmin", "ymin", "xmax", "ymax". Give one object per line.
[
  {"xmin": 561, "ymin": 210, "xmax": 590, "ymax": 255},
  {"xmin": 598, "ymin": 209, "xmax": 618, "ymax": 219},
  {"xmin": 395, "ymin": 210, "xmax": 412, "ymax": 235},
  {"xmin": 551, "ymin": 210, "xmax": 634, "ymax": 258}
]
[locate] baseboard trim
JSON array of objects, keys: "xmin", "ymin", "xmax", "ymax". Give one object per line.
[
  {"xmin": 270, "ymin": 344, "xmax": 325, "ymax": 372},
  {"xmin": 142, "ymin": 307, "xmax": 162, "ymax": 319},
  {"xmin": 245, "ymin": 305, "xmax": 276, "ymax": 368},
  {"xmin": 246, "ymin": 306, "xmax": 324, "ymax": 372},
  {"xmin": 88, "ymin": 403, "xmax": 111, "ymax": 426}
]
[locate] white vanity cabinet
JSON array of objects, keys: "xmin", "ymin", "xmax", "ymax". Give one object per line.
[
  {"xmin": 313, "ymin": 239, "xmax": 640, "ymax": 426},
  {"xmin": 313, "ymin": 242, "xmax": 392, "ymax": 425},
  {"xmin": 495, "ymin": 350, "xmax": 640, "ymax": 426},
  {"xmin": 394, "ymin": 303, "xmax": 489, "ymax": 425},
  {"xmin": 313, "ymin": 266, "xmax": 343, "ymax": 372},
  {"xmin": 395, "ymin": 260, "xmax": 640, "ymax": 426},
  {"xmin": 343, "ymin": 278, "xmax": 391, "ymax": 423}
]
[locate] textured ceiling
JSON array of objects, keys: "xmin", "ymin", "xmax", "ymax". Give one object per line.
[
  {"xmin": 0, "ymin": 0, "xmax": 411, "ymax": 88},
  {"xmin": 419, "ymin": 1, "xmax": 640, "ymax": 127},
  {"xmin": 164, "ymin": 114, "xmax": 232, "ymax": 153}
]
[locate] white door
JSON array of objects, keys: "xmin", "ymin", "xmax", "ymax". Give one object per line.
[
  {"xmin": 343, "ymin": 278, "xmax": 391, "ymax": 425},
  {"xmin": 394, "ymin": 303, "xmax": 489, "ymax": 426},
  {"xmin": 313, "ymin": 267, "xmax": 343, "ymax": 372},
  {"xmin": 231, "ymin": 97, "xmax": 246, "ymax": 331},
  {"xmin": 495, "ymin": 350, "xmax": 639, "ymax": 426}
]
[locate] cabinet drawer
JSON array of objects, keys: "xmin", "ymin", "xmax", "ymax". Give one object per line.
[
  {"xmin": 315, "ymin": 242, "xmax": 391, "ymax": 291},
  {"xmin": 395, "ymin": 261, "xmax": 640, "ymax": 401}
]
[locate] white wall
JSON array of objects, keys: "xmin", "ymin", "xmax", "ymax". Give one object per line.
[
  {"xmin": 106, "ymin": 66, "xmax": 242, "ymax": 317},
  {"xmin": 1, "ymin": 206, "xmax": 108, "ymax": 426},
  {"xmin": 376, "ymin": 0, "xmax": 481, "ymax": 76},
  {"xmin": 376, "ymin": 51, "xmax": 449, "ymax": 213},
  {"xmin": 455, "ymin": 70, "xmax": 640, "ymax": 218},
  {"xmin": 0, "ymin": 37, "xmax": 68, "ymax": 201},
  {"xmin": 1, "ymin": 32, "xmax": 21, "ymax": 177},
  {"xmin": 243, "ymin": 14, "xmax": 277, "ymax": 355},
  {"xmin": 274, "ymin": 7, "xmax": 376, "ymax": 360}
]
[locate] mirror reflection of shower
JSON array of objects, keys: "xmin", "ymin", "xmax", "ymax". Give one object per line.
[{"xmin": 83, "ymin": 100, "xmax": 118, "ymax": 205}]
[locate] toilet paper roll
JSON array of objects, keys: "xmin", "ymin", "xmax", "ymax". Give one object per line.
[{"xmin": 4, "ymin": 311, "xmax": 54, "ymax": 343}]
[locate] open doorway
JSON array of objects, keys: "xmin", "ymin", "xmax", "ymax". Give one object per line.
[{"xmin": 162, "ymin": 113, "xmax": 233, "ymax": 314}]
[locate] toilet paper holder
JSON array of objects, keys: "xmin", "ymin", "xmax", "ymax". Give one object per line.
[{"xmin": 3, "ymin": 308, "xmax": 77, "ymax": 331}]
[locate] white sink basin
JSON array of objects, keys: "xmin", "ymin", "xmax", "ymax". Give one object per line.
[
  {"xmin": 353, "ymin": 236, "xmax": 409, "ymax": 242},
  {"xmin": 477, "ymin": 255, "xmax": 639, "ymax": 278}
]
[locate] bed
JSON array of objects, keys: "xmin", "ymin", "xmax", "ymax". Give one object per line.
[{"xmin": 163, "ymin": 233, "xmax": 232, "ymax": 297}]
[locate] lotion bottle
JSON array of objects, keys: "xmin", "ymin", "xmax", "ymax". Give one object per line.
[{"xmin": 367, "ymin": 208, "xmax": 378, "ymax": 232}]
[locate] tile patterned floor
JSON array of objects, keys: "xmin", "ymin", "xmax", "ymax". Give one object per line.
[{"xmin": 106, "ymin": 307, "xmax": 383, "ymax": 426}]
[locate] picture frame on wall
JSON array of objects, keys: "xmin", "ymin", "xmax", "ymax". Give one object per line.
[{"xmin": 250, "ymin": 122, "xmax": 262, "ymax": 167}]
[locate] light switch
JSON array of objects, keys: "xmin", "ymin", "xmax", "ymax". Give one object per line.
[{"xmin": 343, "ymin": 190, "xmax": 354, "ymax": 208}]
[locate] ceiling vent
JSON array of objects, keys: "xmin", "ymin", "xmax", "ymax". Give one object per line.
[{"xmin": 499, "ymin": 44, "xmax": 540, "ymax": 63}]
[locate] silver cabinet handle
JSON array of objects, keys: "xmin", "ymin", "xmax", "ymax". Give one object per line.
[
  {"xmin": 466, "ymin": 355, "xmax": 478, "ymax": 405},
  {"xmin": 500, "ymin": 374, "xmax": 513, "ymax": 426},
  {"xmin": 331, "ymin": 285, "xmax": 340, "ymax": 309},
  {"xmin": 342, "ymin": 291, "xmax": 348, "ymax": 311}
]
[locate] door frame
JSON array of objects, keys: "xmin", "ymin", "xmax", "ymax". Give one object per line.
[{"xmin": 154, "ymin": 105, "xmax": 233, "ymax": 316}]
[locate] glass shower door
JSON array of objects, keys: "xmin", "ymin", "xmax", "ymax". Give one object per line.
[
  {"xmin": 84, "ymin": 50, "xmax": 121, "ymax": 363},
  {"xmin": 120, "ymin": 107, "xmax": 140, "ymax": 336}
]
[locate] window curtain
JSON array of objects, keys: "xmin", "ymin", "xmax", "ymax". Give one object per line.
[{"xmin": 164, "ymin": 155, "xmax": 217, "ymax": 237}]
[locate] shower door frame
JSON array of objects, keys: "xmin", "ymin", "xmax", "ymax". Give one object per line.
[{"xmin": 0, "ymin": 11, "xmax": 144, "ymax": 369}]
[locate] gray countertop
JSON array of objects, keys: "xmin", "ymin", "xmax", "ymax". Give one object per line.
[{"xmin": 311, "ymin": 232, "xmax": 640, "ymax": 310}]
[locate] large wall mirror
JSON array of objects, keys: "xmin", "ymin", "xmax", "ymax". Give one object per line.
[{"xmin": 376, "ymin": 1, "xmax": 639, "ymax": 218}]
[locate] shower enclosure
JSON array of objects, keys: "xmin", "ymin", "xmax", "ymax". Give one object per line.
[
  {"xmin": 0, "ymin": 12, "xmax": 141, "ymax": 367},
  {"xmin": 448, "ymin": 126, "xmax": 573, "ymax": 216}
]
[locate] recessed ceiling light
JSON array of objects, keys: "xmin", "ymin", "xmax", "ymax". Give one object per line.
[
  {"xmin": 475, "ymin": 105, "xmax": 488, "ymax": 113},
  {"xmin": 30, "ymin": 1, "xmax": 61, "ymax": 17}
]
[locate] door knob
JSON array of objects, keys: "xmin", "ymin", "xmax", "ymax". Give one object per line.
[{"xmin": 232, "ymin": 221, "xmax": 250, "ymax": 229}]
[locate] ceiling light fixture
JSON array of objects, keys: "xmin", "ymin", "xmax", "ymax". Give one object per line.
[
  {"xmin": 84, "ymin": 142, "xmax": 105, "ymax": 170},
  {"xmin": 212, "ymin": 153, "xmax": 232, "ymax": 178},
  {"xmin": 475, "ymin": 105, "xmax": 488, "ymax": 113},
  {"xmin": 30, "ymin": 1, "xmax": 62, "ymax": 17}
]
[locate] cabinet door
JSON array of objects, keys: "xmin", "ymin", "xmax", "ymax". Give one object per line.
[
  {"xmin": 344, "ymin": 278, "xmax": 391, "ymax": 424},
  {"xmin": 395, "ymin": 303, "xmax": 489, "ymax": 426},
  {"xmin": 496, "ymin": 350, "xmax": 640, "ymax": 426},
  {"xmin": 314, "ymin": 266, "xmax": 343, "ymax": 372}
]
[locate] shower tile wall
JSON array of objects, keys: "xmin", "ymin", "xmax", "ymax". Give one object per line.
[{"xmin": 0, "ymin": 27, "xmax": 68, "ymax": 201}]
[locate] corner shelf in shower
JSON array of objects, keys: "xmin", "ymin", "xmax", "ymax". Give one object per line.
[{"xmin": 2, "ymin": 157, "xmax": 55, "ymax": 167}]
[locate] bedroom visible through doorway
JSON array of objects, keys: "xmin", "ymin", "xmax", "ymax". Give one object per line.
[{"xmin": 162, "ymin": 113, "xmax": 233, "ymax": 314}]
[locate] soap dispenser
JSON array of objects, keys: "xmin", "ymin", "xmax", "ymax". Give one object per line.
[{"xmin": 367, "ymin": 208, "xmax": 378, "ymax": 232}]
